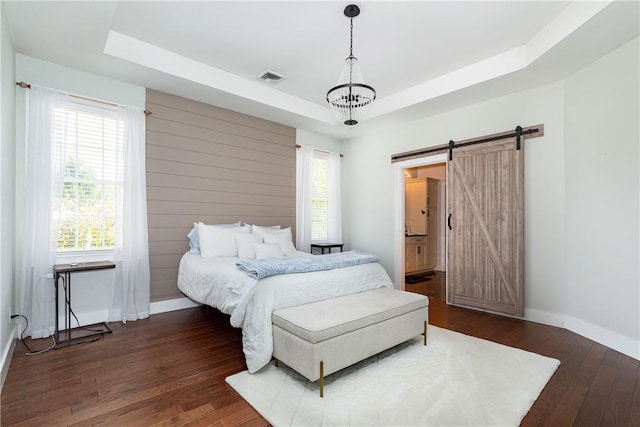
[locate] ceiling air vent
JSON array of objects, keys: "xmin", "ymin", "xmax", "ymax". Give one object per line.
[{"xmin": 258, "ymin": 69, "xmax": 286, "ymax": 85}]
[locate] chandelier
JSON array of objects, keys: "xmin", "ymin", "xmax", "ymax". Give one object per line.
[{"xmin": 326, "ymin": 4, "xmax": 376, "ymax": 126}]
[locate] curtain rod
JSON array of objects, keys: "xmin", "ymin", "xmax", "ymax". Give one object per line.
[
  {"xmin": 16, "ymin": 81, "xmax": 152, "ymax": 116},
  {"xmin": 296, "ymin": 144, "xmax": 343, "ymax": 158}
]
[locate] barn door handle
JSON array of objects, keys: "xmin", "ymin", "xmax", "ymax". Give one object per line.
[{"xmin": 448, "ymin": 213, "xmax": 452, "ymax": 230}]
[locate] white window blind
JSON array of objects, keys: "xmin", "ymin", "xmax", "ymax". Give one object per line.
[
  {"xmin": 311, "ymin": 152, "xmax": 329, "ymax": 241},
  {"xmin": 52, "ymin": 101, "xmax": 123, "ymax": 252}
]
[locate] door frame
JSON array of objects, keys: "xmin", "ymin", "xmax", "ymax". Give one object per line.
[{"xmin": 393, "ymin": 153, "xmax": 447, "ymax": 290}]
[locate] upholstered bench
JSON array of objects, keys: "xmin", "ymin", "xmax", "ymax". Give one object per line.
[{"xmin": 271, "ymin": 288, "xmax": 428, "ymax": 397}]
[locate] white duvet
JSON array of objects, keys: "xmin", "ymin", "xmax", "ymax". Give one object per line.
[{"xmin": 177, "ymin": 252, "xmax": 393, "ymax": 373}]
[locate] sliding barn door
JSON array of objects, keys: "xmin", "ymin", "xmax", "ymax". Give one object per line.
[{"xmin": 447, "ymin": 138, "xmax": 524, "ymax": 317}]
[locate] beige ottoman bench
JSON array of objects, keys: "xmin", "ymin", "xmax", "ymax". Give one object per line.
[{"xmin": 271, "ymin": 288, "xmax": 428, "ymax": 397}]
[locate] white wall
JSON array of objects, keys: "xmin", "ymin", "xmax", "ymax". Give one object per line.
[
  {"xmin": 14, "ymin": 55, "xmax": 146, "ymax": 328},
  {"xmin": 16, "ymin": 55, "xmax": 145, "ymax": 109},
  {"xmin": 343, "ymin": 81, "xmax": 567, "ymax": 321},
  {"xmin": 296, "ymin": 128, "xmax": 342, "ymax": 154},
  {"xmin": 564, "ymin": 37, "xmax": 639, "ymax": 356},
  {"xmin": 342, "ymin": 38, "xmax": 640, "ymax": 359},
  {"xmin": 1, "ymin": 2, "xmax": 17, "ymax": 390}
]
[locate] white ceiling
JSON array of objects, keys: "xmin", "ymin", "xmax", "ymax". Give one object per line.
[{"xmin": 5, "ymin": 1, "xmax": 639, "ymax": 139}]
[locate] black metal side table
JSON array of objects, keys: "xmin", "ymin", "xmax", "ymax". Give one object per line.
[
  {"xmin": 310, "ymin": 243, "xmax": 344, "ymax": 254},
  {"xmin": 53, "ymin": 261, "xmax": 115, "ymax": 347}
]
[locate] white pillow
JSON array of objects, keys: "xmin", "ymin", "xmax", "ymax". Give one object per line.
[
  {"xmin": 199, "ymin": 223, "xmax": 250, "ymax": 258},
  {"xmin": 253, "ymin": 243, "xmax": 284, "ymax": 259},
  {"xmin": 187, "ymin": 221, "xmax": 241, "ymax": 254},
  {"xmin": 262, "ymin": 227, "xmax": 297, "ymax": 257},
  {"xmin": 251, "ymin": 224, "xmax": 281, "ymax": 236},
  {"xmin": 235, "ymin": 233, "xmax": 263, "ymax": 259}
]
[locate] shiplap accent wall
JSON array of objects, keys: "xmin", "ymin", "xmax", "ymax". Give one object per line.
[{"xmin": 145, "ymin": 89, "xmax": 296, "ymax": 302}]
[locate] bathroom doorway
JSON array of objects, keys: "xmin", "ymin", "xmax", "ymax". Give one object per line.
[
  {"xmin": 404, "ymin": 163, "xmax": 446, "ymax": 300},
  {"xmin": 392, "ymin": 153, "xmax": 447, "ymax": 301}
]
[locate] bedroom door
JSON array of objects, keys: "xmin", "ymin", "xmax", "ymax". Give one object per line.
[{"xmin": 447, "ymin": 137, "xmax": 524, "ymax": 317}]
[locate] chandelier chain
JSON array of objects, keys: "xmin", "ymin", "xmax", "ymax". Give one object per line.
[
  {"xmin": 349, "ymin": 16, "xmax": 354, "ymax": 121},
  {"xmin": 349, "ymin": 16, "xmax": 354, "ymax": 59}
]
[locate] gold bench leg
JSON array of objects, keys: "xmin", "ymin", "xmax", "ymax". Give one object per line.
[
  {"xmin": 319, "ymin": 360, "xmax": 324, "ymax": 398},
  {"xmin": 424, "ymin": 320, "xmax": 427, "ymax": 346}
]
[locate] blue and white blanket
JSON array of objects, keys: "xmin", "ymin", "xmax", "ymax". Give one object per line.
[{"xmin": 236, "ymin": 250, "xmax": 379, "ymax": 280}]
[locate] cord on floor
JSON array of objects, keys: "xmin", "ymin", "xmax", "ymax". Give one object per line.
[{"xmin": 10, "ymin": 314, "xmax": 56, "ymax": 355}]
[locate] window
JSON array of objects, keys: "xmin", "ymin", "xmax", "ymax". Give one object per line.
[
  {"xmin": 52, "ymin": 101, "xmax": 123, "ymax": 252},
  {"xmin": 311, "ymin": 152, "xmax": 329, "ymax": 241},
  {"xmin": 296, "ymin": 145, "xmax": 341, "ymax": 251}
]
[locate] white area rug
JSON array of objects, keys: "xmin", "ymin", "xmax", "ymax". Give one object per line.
[{"xmin": 226, "ymin": 326, "xmax": 560, "ymax": 426}]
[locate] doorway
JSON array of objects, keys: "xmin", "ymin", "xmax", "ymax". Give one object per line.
[
  {"xmin": 404, "ymin": 164, "xmax": 446, "ymax": 300},
  {"xmin": 393, "ymin": 126, "xmax": 539, "ymax": 316},
  {"xmin": 393, "ymin": 153, "xmax": 447, "ymax": 300}
]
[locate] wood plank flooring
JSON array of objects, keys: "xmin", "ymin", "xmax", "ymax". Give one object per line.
[
  {"xmin": 2, "ymin": 295, "xmax": 639, "ymax": 426},
  {"xmin": 405, "ymin": 270, "xmax": 446, "ymax": 301}
]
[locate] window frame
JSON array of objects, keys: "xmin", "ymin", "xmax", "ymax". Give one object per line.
[
  {"xmin": 52, "ymin": 98, "xmax": 123, "ymax": 261},
  {"xmin": 310, "ymin": 151, "xmax": 330, "ymax": 243}
]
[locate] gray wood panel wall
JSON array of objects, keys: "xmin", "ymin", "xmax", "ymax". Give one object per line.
[{"xmin": 145, "ymin": 89, "xmax": 296, "ymax": 302}]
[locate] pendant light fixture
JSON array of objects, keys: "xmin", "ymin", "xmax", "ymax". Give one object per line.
[{"xmin": 326, "ymin": 4, "xmax": 376, "ymax": 126}]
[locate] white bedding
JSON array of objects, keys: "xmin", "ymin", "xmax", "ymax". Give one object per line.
[{"xmin": 177, "ymin": 251, "xmax": 393, "ymax": 373}]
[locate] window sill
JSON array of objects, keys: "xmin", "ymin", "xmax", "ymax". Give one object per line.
[{"xmin": 56, "ymin": 250, "xmax": 115, "ymax": 265}]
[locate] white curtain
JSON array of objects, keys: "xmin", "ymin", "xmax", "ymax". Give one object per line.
[
  {"xmin": 296, "ymin": 146, "xmax": 313, "ymax": 252},
  {"xmin": 108, "ymin": 106, "xmax": 150, "ymax": 323},
  {"xmin": 18, "ymin": 87, "xmax": 69, "ymax": 338},
  {"xmin": 327, "ymin": 152, "xmax": 342, "ymax": 244},
  {"xmin": 296, "ymin": 146, "xmax": 342, "ymax": 251}
]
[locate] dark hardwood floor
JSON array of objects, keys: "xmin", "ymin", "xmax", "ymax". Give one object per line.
[
  {"xmin": 2, "ymin": 292, "xmax": 639, "ymax": 426},
  {"xmin": 405, "ymin": 270, "xmax": 446, "ymax": 301}
]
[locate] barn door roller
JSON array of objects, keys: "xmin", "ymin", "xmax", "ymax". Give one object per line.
[{"xmin": 446, "ymin": 126, "xmax": 533, "ymax": 161}]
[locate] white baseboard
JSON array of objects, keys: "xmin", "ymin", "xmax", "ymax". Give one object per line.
[
  {"xmin": 57, "ymin": 297, "xmax": 201, "ymax": 328},
  {"xmin": 524, "ymin": 308, "xmax": 566, "ymax": 329},
  {"xmin": 565, "ymin": 315, "xmax": 640, "ymax": 361},
  {"xmin": 150, "ymin": 297, "xmax": 200, "ymax": 315},
  {"xmin": 525, "ymin": 307, "xmax": 639, "ymax": 361},
  {"xmin": 1, "ymin": 325, "xmax": 19, "ymax": 393}
]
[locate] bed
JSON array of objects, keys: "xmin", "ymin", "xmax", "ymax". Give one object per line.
[{"xmin": 177, "ymin": 250, "xmax": 393, "ymax": 373}]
